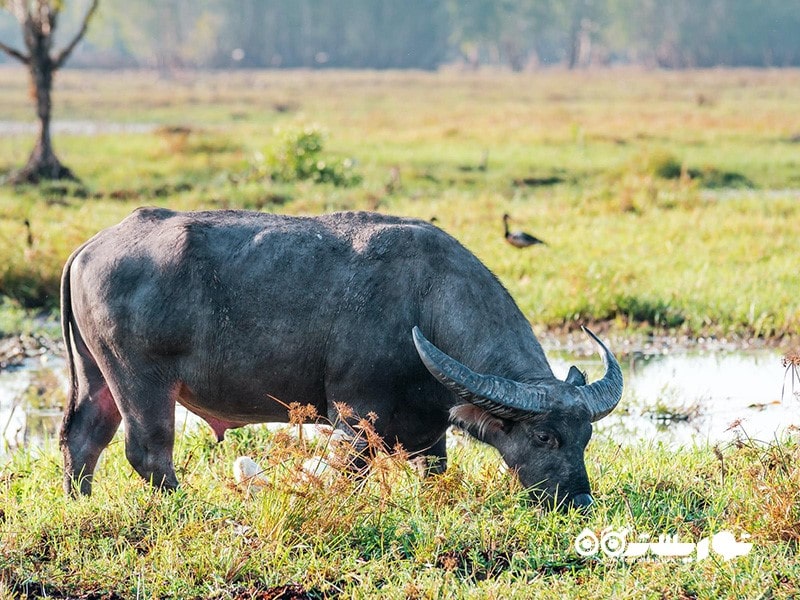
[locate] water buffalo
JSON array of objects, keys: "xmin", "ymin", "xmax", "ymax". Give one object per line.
[{"xmin": 60, "ymin": 208, "xmax": 623, "ymax": 509}]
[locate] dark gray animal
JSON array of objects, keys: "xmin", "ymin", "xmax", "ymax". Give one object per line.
[{"xmin": 60, "ymin": 208, "xmax": 623, "ymax": 510}]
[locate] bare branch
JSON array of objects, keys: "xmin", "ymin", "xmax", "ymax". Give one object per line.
[
  {"xmin": 53, "ymin": 0, "xmax": 98, "ymax": 69},
  {"xmin": 3, "ymin": 0, "xmax": 28, "ymax": 22},
  {"xmin": 0, "ymin": 38, "xmax": 29, "ymax": 63},
  {"xmin": 39, "ymin": 0, "xmax": 55, "ymax": 37}
]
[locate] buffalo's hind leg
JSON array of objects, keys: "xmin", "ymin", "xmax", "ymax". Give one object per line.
[
  {"xmin": 60, "ymin": 347, "xmax": 122, "ymax": 496},
  {"xmin": 106, "ymin": 375, "xmax": 180, "ymax": 492}
]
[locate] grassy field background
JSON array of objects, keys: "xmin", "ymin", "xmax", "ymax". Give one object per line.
[
  {"xmin": 1, "ymin": 67, "xmax": 799, "ymax": 598},
  {"xmin": 1, "ymin": 67, "xmax": 800, "ymax": 340}
]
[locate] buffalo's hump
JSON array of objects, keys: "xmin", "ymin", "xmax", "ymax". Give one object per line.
[{"xmin": 77, "ymin": 208, "xmax": 478, "ymax": 318}]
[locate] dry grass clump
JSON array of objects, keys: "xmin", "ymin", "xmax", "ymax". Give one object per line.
[{"xmin": 717, "ymin": 425, "xmax": 800, "ymax": 544}]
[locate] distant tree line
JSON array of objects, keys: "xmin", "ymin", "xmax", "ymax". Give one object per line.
[{"xmin": 2, "ymin": 0, "xmax": 800, "ymax": 70}]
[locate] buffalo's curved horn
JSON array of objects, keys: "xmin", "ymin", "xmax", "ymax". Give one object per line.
[
  {"xmin": 574, "ymin": 327, "xmax": 624, "ymax": 422},
  {"xmin": 412, "ymin": 326, "xmax": 548, "ymax": 421}
]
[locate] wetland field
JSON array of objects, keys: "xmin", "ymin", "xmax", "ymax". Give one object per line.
[{"xmin": 0, "ymin": 67, "xmax": 799, "ymax": 599}]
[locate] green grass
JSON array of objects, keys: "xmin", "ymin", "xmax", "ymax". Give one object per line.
[
  {"xmin": 1, "ymin": 424, "xmax": 798, "ymax": 599},
  {"xmin": 1, "ymin": 67, "xmax": 799, "ymax": 597},
  {"xmin": 1, "ymin": 68, "xmax": 799, "ymax": 339}
]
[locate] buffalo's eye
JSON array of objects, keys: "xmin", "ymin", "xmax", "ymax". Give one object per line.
[{"xmin": 534, "ymin": 431, "xmax": 557, "ymax": 447}]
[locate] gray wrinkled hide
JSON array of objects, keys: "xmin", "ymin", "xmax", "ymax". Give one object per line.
[{"xmin": 60, "ymin": 208, "xmax": 596, "ymax": 506}]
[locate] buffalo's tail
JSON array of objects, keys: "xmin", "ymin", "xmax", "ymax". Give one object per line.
[{"xmin": 58, "ymin": 240, "xmax": 91, "ymax": 449}]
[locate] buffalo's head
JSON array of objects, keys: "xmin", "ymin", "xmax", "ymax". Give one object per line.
[{"xmin": 412, "ymin": 326, "xmax": 623, "ymax": 512}]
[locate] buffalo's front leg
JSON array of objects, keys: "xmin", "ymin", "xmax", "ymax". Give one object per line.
[
  {"xmin": 419, "ymin": 435, "xmax": 448, "ymax": 475},
  {"xmin": 328, "ymin": 419, "xmax": 371, "ymax": 475}
]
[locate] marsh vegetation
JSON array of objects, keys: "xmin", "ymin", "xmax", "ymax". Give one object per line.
[
  {"xmin": 2, "ymin": 68, "xmax": 800, "ymax": 338},
  {"xmin": 0, "ymin": 68, "xmax": 799, "ymax": 598}
]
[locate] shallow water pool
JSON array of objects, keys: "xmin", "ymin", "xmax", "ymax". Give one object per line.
[{"xmin": 1, "ymin": 343, "xmax": 797, "ymax": 459}]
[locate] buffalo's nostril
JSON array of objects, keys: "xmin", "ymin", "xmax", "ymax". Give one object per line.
[{"xmin": 570, "ymin": 493, "xmax": 594, "ymax": 511}]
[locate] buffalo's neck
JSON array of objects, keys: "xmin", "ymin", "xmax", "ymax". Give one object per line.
[
  {"xmin": 467, "ymin": 331, "xmax": 554, "ymax": 385},
  {"xmin": 428, "ymin": 294, "xmax": 554, "ymax": 386}
]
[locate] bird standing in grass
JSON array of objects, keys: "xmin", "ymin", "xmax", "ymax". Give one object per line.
[
  {"xmin": 502, "ymin": 213, "xmax": 546, "ymax": 248},
  {"xmin": 24, "ymin": 219, "xmax": 34, "ymax": 248}
]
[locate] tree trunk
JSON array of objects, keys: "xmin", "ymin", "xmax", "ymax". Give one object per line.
[
  {"xmin": 567, "ymin": 0, "xmax": 588, "ymax": 70},
  {"xmin": 9, "ymin": 57, "xmax": 76, "ymax": 183},
  {"xmin": 2, "ymin": 0, "xmax": 99, "ymax": 185},
  {"xmin": 567, "ymin": 18, "xmax": 581, "ymax": 69}
]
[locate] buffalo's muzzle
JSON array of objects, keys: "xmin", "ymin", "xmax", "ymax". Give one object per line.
[{"xmin": 567, "ymin": 493, "xmax": 594, "ymax": 512}]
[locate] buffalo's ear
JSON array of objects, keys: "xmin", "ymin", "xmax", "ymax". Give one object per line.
[
  {"xmin": 565, "ymin": 366, "xmax": 587, "ymax": 386},
  {"xmin": 449, "ymin": 404, "xmax": 511, "ymax": 443}
]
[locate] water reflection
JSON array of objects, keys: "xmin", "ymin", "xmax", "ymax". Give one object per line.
[
  {"xmin": 1, "ymin": 360, "xmax": 65, "ymax": 453},
  {"xmin": 551, "ymin": 349, "xmax": 798, "ymax": 448},
  {"xmin": 2, "ymin": 347, "xmax": 798, "ymax": 459}
]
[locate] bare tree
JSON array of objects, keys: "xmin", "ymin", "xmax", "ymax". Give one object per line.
[{"xmin": 0, "ymin": 0, "xmax": 99, "ymax": 184}]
